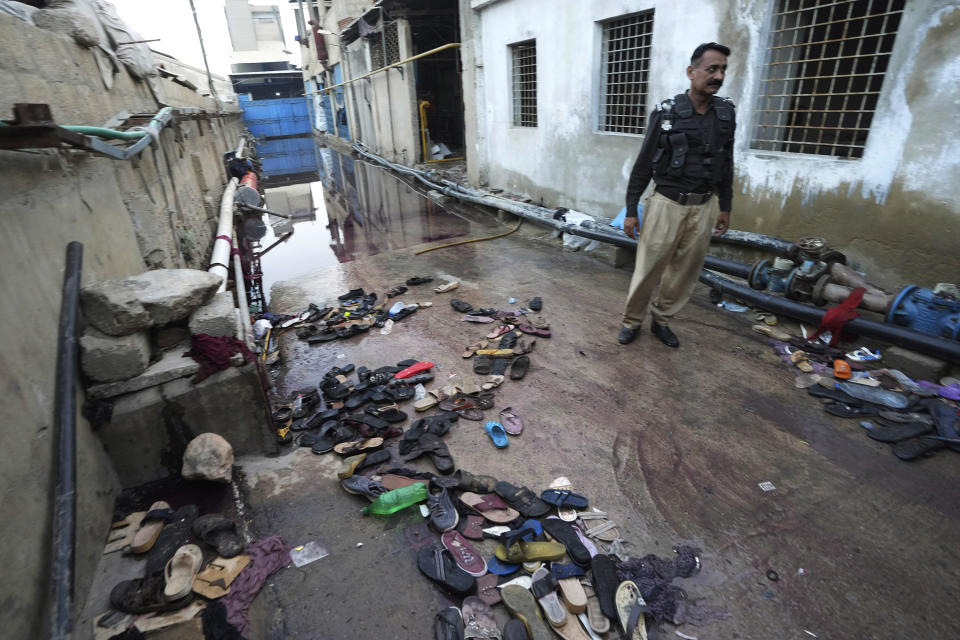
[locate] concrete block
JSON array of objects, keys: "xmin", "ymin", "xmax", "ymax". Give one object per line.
[
  {"xmin": 82, "ymin": 269, "xmax": 221, "ymax": 335},
  {"xmin": 189, "ymin": 291, "xmax": 240, "ymax": 338},
  {"xmin": 153, "ymin": 324, "xmax": 191, "ymax": 351},
  {"xmin": 79, "ymin": 326, "xmax": 150, "ymax": 383},
  {"xmin": 884, "ymin": 346, "xmax": 949, "ymax": 382},
  {"xmin": 87, "ymin": 346, "xmax": 198, "ymax": 399},
  {"xmin": 98, "ymin": 364, "xmax": 274, "ymax": 486}
]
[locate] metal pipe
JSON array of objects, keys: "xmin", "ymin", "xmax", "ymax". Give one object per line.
[
  {"xmin": 312, "ymin": 43, "xmax": 462, "ymax": 95},
  {"xmin": 700, "ymin": 270, "xmax": 960, "ymax": 364},
  {"xmin": 238, "ymin": 202, "xmax": 290, "ymax": 219},
  {"xmin": 49, "ymin": 241, "xmax": 82, "ymax": 640},
  {"xmin": 710, "ymin": 229, "xmax": 794, "ymax": 256},
  {"xmin": 231, "ymin": 231, "xmax": 254, "ymax": 348}
]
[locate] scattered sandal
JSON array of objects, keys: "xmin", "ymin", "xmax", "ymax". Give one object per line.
[
  {"xmin": 485, "ymin": 421, "xmax": 509, "ymax": 449},
  {"xmin": 451, "ymin": 298, "xmax": 473, "ymax": 312},
  {"xmin": 406, "ymin": 276, "xmax": 434, "ymax": 286},
  {"xmin": 435, "ymin": 281, "xmax": 460, "ymax": 293},
  {"xmin": 462, "ymin": 340, "xmax": 489, "ymax": 358},
  {"xmin": 499, "ymin": 407, "xmax": 524, "ymax": 435}
]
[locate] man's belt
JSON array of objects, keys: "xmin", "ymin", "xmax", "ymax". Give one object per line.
[{"xmin": 655, "ymin": 186, "xmax": 713, "ymax": 206}]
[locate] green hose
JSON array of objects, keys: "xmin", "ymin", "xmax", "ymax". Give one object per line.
[{"xmin": 61, "ymin": 126, "xmax": 146, "ymax": 140}]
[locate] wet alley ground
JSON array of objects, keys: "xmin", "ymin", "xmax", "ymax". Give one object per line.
[{"xmin": 238, "ymin": 160, "xmax": 960, "ymax": 639}]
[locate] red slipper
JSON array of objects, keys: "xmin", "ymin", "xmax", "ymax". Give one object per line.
[
  {"xmin": 518, "ymin": 324, "xmax": 550, "ymax": 338},
  {"xmin": 394, "ymin": 361, "xmax": 435, "ymax": 379}
]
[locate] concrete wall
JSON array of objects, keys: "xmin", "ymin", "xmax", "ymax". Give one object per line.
[
  {"xmin": 463, "ymin": 0, "xmax": 960, "ymax": 289},
  {"xmin": 0, "ymin": 12, "xmax": 243, "ymax": 637}
]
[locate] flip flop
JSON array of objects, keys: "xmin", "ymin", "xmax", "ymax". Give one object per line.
[
  {"xmin": 333, "ymin": 437, "xmax": 385, "ymax": 455},
  {"xmin": 461, "ymin": 492, "xmax": 521, "ymax": 523},
  {"xmin": 751, "ymin": 324, "xmax": 792, "ymax": 341},
  {"xmin": 337, "ymin": 454, "xmax": 367, "ymax": 479},
  {"xmin": 488, "ymin": 324, "xmax": 516, "ymax": 339},
  {"xmin": 499, "ymin": 407, "xmax": 524, "ymax": 435},
  {"xmin": 495, "ymin": 539, "xmax": 566, "ymax": 564},
  {"xmin": 510, "ymin": 356, "xmax": 530, "ymax": 380},
  {"xmin": 163, "ymin": 544, "xmax": 203, "ymax": 600},
  {"xmin": 406, "ymin": 276, "xmax": 434, "ymax": 286},
  {"xmin": 823, "ymin": 402, "xmax": 878, "ymax": 418},
  {"xmin": 548, "ymin": 477, "xmax": 576, "ymax": 521},
  {"xmin": 579, "ymin": 508, "xmax": 621, "ymax": 543},
  {"xmin": 502, "ymin": 585, "xmax": 555, "ymax": 640},
  {"xmin": 541, "ymin": 489, "xmax": 589, "ymax": 510},
  {"xmin": 542, "ymin": 518, "xmax": 591, "ymax": 567},
  {"xmin": 531, "ymin": 566, "xmax": 567, "ymax": 628},
  {"xmin": 435, "ymin": 281, "xmax": 460, "ymax": 293},
  {"xmin": 482, "ymin": 375, "xmax": 505, "ymax": 391},
  {"xmin": 463, "ymin": 340, "xmax": 489, "ymax": 358},
  {"xmin": 518, "ymin": 324, "xmax": 551, "ymax": 338},
  {"xmin": 464, "ymin": 315, "xmax": 495, "ymax": 323},
  {"xmin": 476, "ymin": 573, "xmax": 502, "ymax": 607},
  {"xmin": 485, "ymin": 421, "xmax": 510, "ymax": 448},
  {"xmin": 893, "ymin": 436, "xmax": 947, "ymax": 460},
  {"xmin": 130, "ymin": 501, "xmax": 173, "ymax": 553},
  {"xmin": 474, "ymin": 354, "xmax": 493, "ymax": 375},
  {"xmin": 551, "ymin": 564, "xmax": 587, "ymax": 614},
  {"xmin": 859, "ymin": 421, "xmax": 931, "ymax": 443},
  {"xmin": 581, "ymin": 582, "xmax": 609, "ymax": 634},
  {"xmin": 615, "ymin": 580, "xmax": 649, "ymax": 640},
  {"xmin": 528, "ymin": 297, "xmax": 542, "ymax": 311},
  {"xmin": 461, "ymin": 596, "xmax": 502, "ymax": 639},
  {"xmin": 451, "ymin": 298, "xmax": 473, "ymax": 312},
  {"xmin": 488, "ymin": 555, "xmax": 522, "ymax": 576},
  {"xmin": 789, "ymin": 349, "xmax": 814, "ymax": 373},
  {"xmin": 495, "ymin": 481, "xmax": 551, "ymax": 517}
]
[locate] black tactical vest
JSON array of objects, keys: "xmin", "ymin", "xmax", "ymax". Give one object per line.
[{"xmin": 652, "ymin": 93, "xmax": 735, "ymax": 186}]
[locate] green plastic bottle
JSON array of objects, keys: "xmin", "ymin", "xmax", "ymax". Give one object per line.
[{"xmin": 361, "ymin": 483, "xmax": 429, "ymax": 516}]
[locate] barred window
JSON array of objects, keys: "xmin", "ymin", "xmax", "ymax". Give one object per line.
[
  {"xmin": 599, "ymin": 11, "xmax": 654, "ymax": 135},
  {"xmin": 370, "ymin": 21, "xmax": 400, "ymax": 69},
  {"xmin": 751, "ymin": 0, "xmax": 905, "ymax": 159},
  {"xmin": 511, "ymin": 41, "xmax": 537, "ymax": 127}
]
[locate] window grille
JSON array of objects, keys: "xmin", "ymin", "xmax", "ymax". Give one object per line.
[
  {"xmin": 751, "ymin": 0, "xmax": 905, "ymax": 159},
  {"xmin": 511, "ymin": 41, "xmax": 537, "ymax": 127},
  {"xmin": 370, "ymin": 21, "xmax": 400, "ymax": 69},
  {"xmin": 599, "ymin": 11, "xmax": 654, "ymax": 135}
]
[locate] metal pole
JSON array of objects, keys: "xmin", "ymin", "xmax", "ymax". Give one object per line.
[
  {"xmin": 49, "ymin": 241, "xmax": 82, "ymax": 640},
  {"xmin": 188, "ymin": 0, "xmax": 222, "ymax": 111}
]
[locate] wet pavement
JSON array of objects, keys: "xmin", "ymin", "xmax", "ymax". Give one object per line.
[{"xmin": 238, "ymin": 156, "xmax": 960, "ymax": 640}]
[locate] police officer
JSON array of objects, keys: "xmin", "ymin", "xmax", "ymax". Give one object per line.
[{"xmin": 618, "ymin": 42, "xmax": 735, "ymax": 348}]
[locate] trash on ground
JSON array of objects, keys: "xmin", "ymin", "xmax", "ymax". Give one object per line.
[
  {"xmin": 758, "ymin": 481, "xmax": 776, "ymax": 492},
  {"xmin": 290, "ymin": 540, "xmax": 329, "ymax": 567}
]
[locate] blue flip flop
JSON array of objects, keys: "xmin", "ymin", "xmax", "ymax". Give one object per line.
[
  {"xmin": 485, "ymin": 421, "xmax": 509, "ymax": 448},
  {"xmin": 487, "ymin": 555, "xmax": 521, "ymax": 575}
]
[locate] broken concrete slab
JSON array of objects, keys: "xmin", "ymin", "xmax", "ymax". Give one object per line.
[
  {"xmin": 134, "ymin": 269, "xmax": 222, "ymax": 326},
  {"xmin": 189, "ymin": 291, "xmax": 240, "ymax": 338},
  {"xmin": 99, "ymin": 364, "xmax": 274, "ymax": 486},
  {"xmin": 87, "ymin": 348, "xmax": 199, "ymax": 399},
  {"xmin": 81, "ymin": 269, "xmax": 221, "ymax": 335},
  {"xmin": 182, "ymin": 433, "xmax": 234, "ymax": 483},
  {"xmin": 86, "ymin": 344, "xmax": 245, "ymax": 400},
  {"xmin": 152, "ymin": 324, "xmax": 191, "ymax": 352},
  {"xmin": 79, "ymin": 327, "xmax": 150, "ymax": 383},
  {"xmin": 884, "ymin": 346, "xmax": 949, "ymax": 382},
  {"xmin": 81, "ymin": 280, "xmax": 152, "ymax": 336}
]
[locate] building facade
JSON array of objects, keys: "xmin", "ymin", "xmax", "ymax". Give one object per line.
[{"xmin": 461, "ymin": 0, "xmax": 960, "ymax": 288}]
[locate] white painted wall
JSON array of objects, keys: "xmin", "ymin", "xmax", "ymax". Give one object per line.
[{"xmin": 469, "ymin": 0, "xmax": 960, "ymax": 221}]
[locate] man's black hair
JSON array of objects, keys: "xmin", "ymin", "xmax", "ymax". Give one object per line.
[{"xmin": 690, "ymin": 42, "xmax": 731, "ymax": 66}]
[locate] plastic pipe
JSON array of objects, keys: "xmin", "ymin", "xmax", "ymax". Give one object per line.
[
  {"xmin": 49, "ymin": 241, "xmax": 82, "ymax": 640},
  {"xmin": 210, "ymin": 177, "xmax": 238, "ymax": 292},
  {"xmin": 61, "ymin": 126, "xmax": 147, "ymax": 140}
]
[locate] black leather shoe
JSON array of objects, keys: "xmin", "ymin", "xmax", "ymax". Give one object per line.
[
  {"xmin": 651, "ymin": 323, "xmax": 679, "ymax": 347},
  {"xmin": 618, "ymin": 327, "xmax": 638, "ymax": 345}
]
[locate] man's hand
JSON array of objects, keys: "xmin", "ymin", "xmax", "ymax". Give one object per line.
[
  {"xmin": 624, "ymin": 216, "xmax": 639, "ymax": 239},
  {"xmin": 713, "ymin": 211, "xmax": 730, "ymax": 236}
]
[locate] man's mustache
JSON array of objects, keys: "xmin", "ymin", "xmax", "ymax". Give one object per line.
[{"xmin": 708, "ymin": 80, "xmax": 723, "ymax": 86}]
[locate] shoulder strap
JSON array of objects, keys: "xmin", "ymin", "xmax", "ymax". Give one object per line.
[{"xmin": 673, "ymin": 92, "xmax": 694, "ymax": 118}]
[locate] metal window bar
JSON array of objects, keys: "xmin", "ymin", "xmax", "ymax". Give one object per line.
[
  {"xmin": 511, "ymin": 41, "xmax": 537, "ymax": 127},
  {"xmin": 599, "ymin": 10, "xmax": 654, "ymax": 135},
  {"xmin": 751, "ymin": 0, "xmax": 904, "ymax": 159},
  {"xmin": 369, "ymin": 21, "xmax": 400, "ymax": 69}
]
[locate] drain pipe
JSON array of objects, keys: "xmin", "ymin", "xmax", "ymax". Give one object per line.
[
  {"xmin": 210, "ymin": 138, "xmax": 247, "ymax": 291},
  {"xmin": 231, "ymin": 230, "xmax": 254, "ymax": 347},
  {"xmin": 50, "ymin": 241, "xmax": 82, "ymax": 640}
]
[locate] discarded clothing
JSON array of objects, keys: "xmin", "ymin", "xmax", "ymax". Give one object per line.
[
  {"xmin": 184, "ymin": 334, "xmax": 255, "ymax": 384},
  {"xmin": 808, "ymin": 287, "xmax": 865, "ymax": 347},
  {"xmin": 220, "ymin": 536, "xmax": 291, "ymax": 636},
  {"xmin": 616, "ymin": 546, "xmax": 702, "ymax": 626}
]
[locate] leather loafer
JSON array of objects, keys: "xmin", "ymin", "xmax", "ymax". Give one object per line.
[
  {"xmin": 618, "ymin": 327, "xmax": 638, "ymax": 345},
  {"xmin": 651, "ymin": 323, "xmax": 679, "ymax": 348}
]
